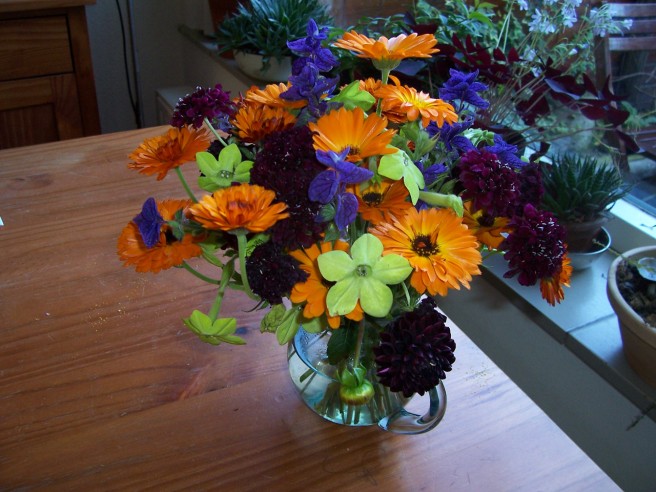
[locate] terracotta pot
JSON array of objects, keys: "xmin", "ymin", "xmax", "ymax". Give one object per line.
[
  {"xmin": 562, "ymin": 216, "xmax": 610, "ymax": 253},
  {"xmin": 607, "ymin": 246, "xmax": 656, "ymax": 388}
]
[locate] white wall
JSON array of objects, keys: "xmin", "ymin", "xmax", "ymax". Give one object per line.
[{"xmin": 86, "ymin": 0, "xmax": 214, "ymax": 133}]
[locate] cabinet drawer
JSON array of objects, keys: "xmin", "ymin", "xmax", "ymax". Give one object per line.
[{"xmin": 0, "ymin": 16, "xmax": 73, "ymax": 81}]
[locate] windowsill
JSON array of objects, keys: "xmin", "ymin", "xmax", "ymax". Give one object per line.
[{"xmin": 442, "ymin": 198, "xmax": 656, "ymax": 422}]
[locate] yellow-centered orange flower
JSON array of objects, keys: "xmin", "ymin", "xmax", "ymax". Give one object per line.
[
  {"xmin": 308, "ymin": 106, "xmax": 396, "ymax": 162},
  {"xmin": 244, "ymin": 82, "xmax": 307, "ymax": 110},
  {"xmin": 353, "ymin": 179, "xmax": 412, "ymax": 225},
  {"xmin": 117, "ymin": 199, "xmax": 201, "ymax": 273},
  {"xmin": 371, "ymin": 207, "xmax": 482, "ymax": 296},
  {"xmin": 462, "ymin": 201, "xmax": 512, "ymax": 249},
  {"xmin": 334, "ymin": 31, "xmax": 438, "ymax": 65},
  {"xmin": 289, "ymin": 241, "xmax": 364, "ymax": 328},
  {"xmin": 232, "ymin": 103, "xmax": 296, "ymax": 143},
  {"xmin": 189, "ymin": 184, "xmax": 289, "ymax": 233},
  {"xmin": 376, "ymin": 82, "xmax": 458, "ymax": 127},
  {"xmin": 128, "ymin": 127, "xmax": 211, "ymax": 180},
  {"xmin": 540, "ymin": 254, "xmax": 572, "ymax": 306}
]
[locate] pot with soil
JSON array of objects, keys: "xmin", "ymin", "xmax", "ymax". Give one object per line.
[{"xmin": 607, "ymin": 245, "xmax": 656, "ymax": 387}]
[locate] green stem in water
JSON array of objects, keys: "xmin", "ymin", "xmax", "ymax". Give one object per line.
[
  {"xmin": 175, "ymin": 167, "xmax": 198, "ymax": 203},
  {"xmin": 204, "ymin": 117, "xmax": 228, "ymax": 147},
  {"xmin": 208, "ymin": 257, "xmax": 235, "ymax": 321},
  {"xmin": 180, "ymin": 262, "xmax": 220, "ymax": 284},
  {"xmin": 352, "ymin": 318, "xmax": 367, "ymax": 368}
]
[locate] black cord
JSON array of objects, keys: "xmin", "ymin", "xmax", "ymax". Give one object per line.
[{"xmin": 115, "ymin": 0, "xmax": 141, "ymax": 127}]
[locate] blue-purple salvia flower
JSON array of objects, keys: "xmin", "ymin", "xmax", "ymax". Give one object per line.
[
  {"xmin": 439, "ymin": 69, "xmax": 489, "ymax": 110},
  {"xmin": 281, "ymin": 19, "xmax": 339, "ymax": 118},
  {"xmin": 309, "ymin": 148, "xmax": 373, "ymax": 230},
  {"xmin": 133, "ymin": 197, "xmax": 164, "ymax": 248},
  {"xmin": 428, "ymin": 118, "xmax": 475, "ymax": 154},
  {"xmin": 483, "ymin": 134, "xmax": 526, "ymax": 168}
]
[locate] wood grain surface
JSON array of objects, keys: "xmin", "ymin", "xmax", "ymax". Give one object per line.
[{"xmin": 0, "ymin": 127, "xmax": 619, "ymax": 491}]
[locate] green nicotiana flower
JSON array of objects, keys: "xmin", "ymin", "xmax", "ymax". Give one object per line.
[
  {"xmin": 196, "ymin": 144, "xmax": 253, "ymax": 192},
  {"xmin": 378, "ymin": 147, "xmax": 425, "ymax": 205},
  {"xmin": 317, "ymin": 233, "xmax": 412, "ymax": 318}
]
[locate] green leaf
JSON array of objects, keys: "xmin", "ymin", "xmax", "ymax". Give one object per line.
[
  {"xmin": 245, "ymin": 233, "xmax": 269, "ymax": 257},
  {"xmin": 275, "ymin": 306, "xmax": 303, "ymax": 345},
  {"xmin": 260, "ymin": 303, "xmax": 286, "ymax": 333},
  {"xmin": 326, "ymin": 326, "xmax": 357, "ymax": 364}
]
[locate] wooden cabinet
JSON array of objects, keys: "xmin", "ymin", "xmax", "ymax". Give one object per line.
[{"xmin": 0, "ymin": 1, "xmax": 99, "ymax": 149}]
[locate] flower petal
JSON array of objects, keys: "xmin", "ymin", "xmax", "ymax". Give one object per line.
[
  {"xmin": 359, "ymin": 278, "xmax": 393, "ymax": 317},
  {"xmin": 325, "ymin": 278, "xmax": 360, "ymax": 316},
  {"xmin": 351, "ymin": 233, "xmax": 383, "ymax": 266},
  {"xmin": 318, "ymin": 250, "xmax": 354, "ymax": 282},
  {"xmin": 372, "ymin": 254, "xmax": 412, "ymax": 284}
]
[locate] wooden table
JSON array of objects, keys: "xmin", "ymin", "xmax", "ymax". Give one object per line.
[{"xmin": 0, "ymin": 127, "xmax": 619, "ymax": 491}]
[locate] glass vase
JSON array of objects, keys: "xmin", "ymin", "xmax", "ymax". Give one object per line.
[{"xmin": 287, "ymin": 327, "xmax": 447, "ymax": 434}]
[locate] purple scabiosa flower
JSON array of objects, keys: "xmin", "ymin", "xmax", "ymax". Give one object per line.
[
  {"xmin": 246, "ymin": 241, "xmax": 308, "ymax": 305},
  {"xmin": 170, "ymin": 84, "xmax": 236, "ymax": 130},
  {"xmin": 439, "ymin": 69, "xmax": 489, "ymax": 109},
  {"xmin": 309, "ymin": 148, "xmax": 374, "ymax": 230},
  {"xmin": 482, "ymin": 134, "xmax": 525, "ymax": 168},
  {"xmin": 515, "ymin": 162, "xmax": 544, "ymax": 213},
  {"xmin": 501, "ymin": 203, "xmax": 567, "ymax": 286},
  {"xmin": 374, "ymin": 297, "xmax": 456, "ymax": 398},
  {"xmin": 133, "ymin": 197, "xmax": 164, "ymax": 248},
  {"xmin": 458, "ymin": 149, "xmax": 521, "ymax": 217},
  {"xmin": 250, "ymin": 126, "xmax": 326, "ymax": 249}
]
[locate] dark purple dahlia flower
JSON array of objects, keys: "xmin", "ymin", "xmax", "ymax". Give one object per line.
[{"xmin": 374, "ymin": 298, "xmax": 456, "ymax": 398}]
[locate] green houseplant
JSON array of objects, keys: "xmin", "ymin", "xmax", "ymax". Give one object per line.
[
  {"xmin": 541, "ymin": 153, "xmax": 630, "ymax": 257},
  {"xmin": 215, "ymin": 0, "xmax": 332, "ymax": 81}
]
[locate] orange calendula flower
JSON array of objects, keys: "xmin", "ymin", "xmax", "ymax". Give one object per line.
[
  {"xmin": 334, "ymin": 32, "xmax": 438, "ymax": 69},
  {"xmin": 189, "ymin": 183, "xmax": 289, "ymax": 233},
  {"xmin": 232, "ymin": 103, "xmax": 296, "ymax": 143},
  {"xmin": 371, "ymin": 207, "xmax": 482, "ymax": 297},
  {"xmin": 376, "ymin": 82, "xmax": 458, "ymax": 128},
  {"xmin": 462, "ymin": 201, "xmax": 512, "ymax": 249},
  {"xmin": 289, "ymin": 241, "xmax": 364, "ymax": 328},
  {"xmin": 128, "ymin": 127, "xmax": 211, "ymax": 180},
  {"xmin": 308, "ymin": 106, "xmax": 396, "ymax": 162},
  {"xmin": 357, "ymin": 77, "xmax": 383, "ymax": 97},
  {"xmin": 353, "ymin": 179, "xmax": 412, "ymax": 225},
  {"xmin": 244, "ymin": 83, "xmax": 307, "ymax": 110},
  {"xmin": 540, "ymin": 254, "xmax": 572, "ymax": 306},
  {"xmin": 117, "ymin": 199, "xmax": 201, "ymax": 273}
]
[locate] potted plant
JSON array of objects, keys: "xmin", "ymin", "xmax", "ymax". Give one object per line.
[
  {"xmin": 607, "ymin": 246, "xmax": 656, "ymax": 388},
  {"xmin": 215, "ymin": 0, "xmax": 332, "ymax": 82},
  {"xmin": 540, "ymin": 152, "xmax": 630, "ymax": 268}
]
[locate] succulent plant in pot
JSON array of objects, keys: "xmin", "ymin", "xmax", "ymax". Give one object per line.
[
  {"xmin": 215, "ymin": 0, "xmax": 332, "ymax": 81},
  {"xmin": 540, "ymin": 152, "xmax": 631, "ymax": 254}
]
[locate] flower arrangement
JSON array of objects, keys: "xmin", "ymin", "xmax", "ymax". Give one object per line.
[{"xmin": 118, "ymin": 19, "xmax": 570, "ymax": 424}]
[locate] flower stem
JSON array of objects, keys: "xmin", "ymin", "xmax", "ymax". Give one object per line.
[
  {"xmin": 175, "ymin": 167, "xmax": 198, "ymax": 203},
  {"xmin": 235, "ymin": 231, "xmax": 256, "ymax": 299},
  {"xmin": 352, "ymin": 318, "xmax": 367, "ymax": 368},
  {"xmin": 204, "ymin": 117, "xmax": 228, "ymax": 147},
  {"xmin": 180, "ymin": 262, "xmax": 220, "ymax": 284},
  {"xmin": 208, "ymin": 257, "xmax": 235, "ymax": 321}
]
